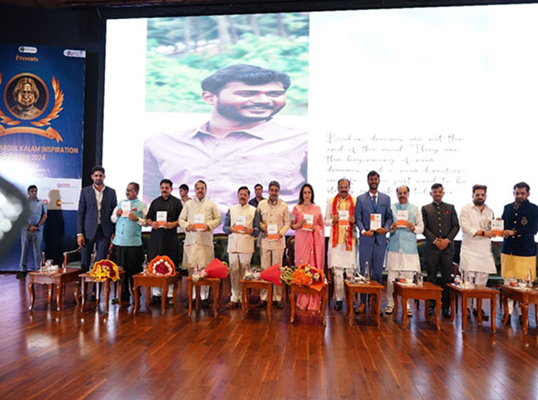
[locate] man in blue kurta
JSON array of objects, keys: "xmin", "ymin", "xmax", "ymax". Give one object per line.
[
  {"xmin": 501, "ymin": 181, "xmax": 538, "ymax": 322},
  {"xmin": 111, "ymin": 182, "xmax": 147, "ymax": 303},
  {"xmin": 385, "ymin": 186, "xmax": 424, "ymax": 316},
  {"xmin": 355, "ymin": 171, "xmax": 393, "ymax": 314},
  {"xmin": 18, "ymin": 185, "xmax": 47, "ymax": 278}
]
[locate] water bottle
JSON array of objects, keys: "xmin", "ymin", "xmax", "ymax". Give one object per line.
[
  {"xmin": 398, "ymin": 270, "xmax": 404, "ymax": 283},
  {"xmin": 527, "ymin": 267, "xmax": 533, "ymax": 288},
  {"xmin": 142, "ymin": 254, "xmax": 149, "ymax": 275},
  {"xmin": 454, "ymin": 274, "xmax": 461, "ymax": 286},
  {"xmin": 364, "ymin": 261, "xmax": 371, "ymax": 282}
]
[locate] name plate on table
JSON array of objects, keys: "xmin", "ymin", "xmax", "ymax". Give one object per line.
[
  {"xmin": 121, "ymin": 201, "xmax": 131, "ymax": 217},
  {"xmin": 302, "ymin": 214, "xmax": 314, "ymax": 231},
  {"xmin": 268, "ymin": 224, "xmax": 279, "ymax": 241},
  {"xmin": 156, "ymin": 211, "xmax": 167, "ymax": 228},
  {"xmin": 194, "ymin": 213, "xmax": 205, "ymax": 231},
  {"xmin": 338, "ymin": 210, "xmax": 349, "ymax": 227},
  {"xmin": 235, "ymin": 215, "xmax": 246, "ymax": 232},
  {"xmin": 396, "ymin": 210, "xmax": 408, "ymax": 227},
  {"xmin": 370, "ymin": 213, "xmax": 382, "ymax": 230},
  {"xmin": 491, "ymin": 219, "xmax": 504, "ymax": 237}
]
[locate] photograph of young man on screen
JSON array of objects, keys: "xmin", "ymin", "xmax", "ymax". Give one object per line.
[{"xmin": 143, "ymin": 64, "xmax": 308, "ymax": 215}]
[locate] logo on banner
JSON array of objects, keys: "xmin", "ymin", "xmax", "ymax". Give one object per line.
[{"xmin": 0, "ymin": 72, "xmax": 64, "ymax": 142}]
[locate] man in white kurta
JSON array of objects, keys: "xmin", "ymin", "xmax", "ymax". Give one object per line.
[
  {"xmin": 179, "ymin": 180, "xmax": 221, "ymax": 304},
  {"xmin": 223, "ymin": 186, "xmax": 260, "ymax": 308},
  {"xmin": 324, "ymin": 179, "xmax": 356, "ymax": 311},
  {"xmin": 459, "ymin": 184, "xmax": 496, "ymax": 320},
  {"xmin": 385, "ymin": 186, "xmax": 424, "ymax": 315},
  {"xmin": 257, "ymin": 181, "xmax": 290, "ymax": 307}
]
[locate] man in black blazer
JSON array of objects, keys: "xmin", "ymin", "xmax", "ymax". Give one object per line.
[
  {"xmin": 77, "ymin": 166, "xmax": 117, "ymax": 272},
  {"xmin": 422, "ymin": 183, "xmax": 459, "ymax": 317}
]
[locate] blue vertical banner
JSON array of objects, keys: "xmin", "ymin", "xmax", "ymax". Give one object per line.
[{"xmin": 0, "ymin": 44, "xmax": 85, "ymax": 271}]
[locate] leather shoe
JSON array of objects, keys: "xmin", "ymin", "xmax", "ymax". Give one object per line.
[
  {"xmin": 504, "ymin": 314, "xmax": 511, "ymax": 325},
  {"xmin": 428, "ymin": 307, "xmax": 435, "ymax": 316},
  {"xmin": 355, "ymin": 303, "xmax": 366, "ymax": 314},
  {"xmin": 226, "ymin": 301, "xmax": 238, "ymax": 309},
  {"xmin": 333, "ymin": 301, "xmax": 342, "ymax": 311},
  {"xmin": 442, "ymin": 308, "xmax": 451, "ymax": 318},
  {"xmin": 149, "ymin": 295, "xmax": 161, "ymax": 305},
  {"xmin": 16, "ymin": 272, "xmax": 27, "ymax": 279},
  {"xmin": 473, "ymin": 308, "xmax": 489, "ymax": 321},
  {"xmin": 274, "ymin": 301, "xmax": 284, "ymax": 309},
  {"xmin": 201, "ymin": 299, "xmax": 209, "ymax": 309},
  {"xmin": 257, "ymin": 300, "xmax": 267, "ymax": 308}
]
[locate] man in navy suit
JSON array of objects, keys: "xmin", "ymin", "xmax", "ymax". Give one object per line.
[
  {"xmin": 77, "ymin": 166, "xmax": 117, "ymax": 272},
  {"xmin": 355, "ymin": 171, "xmax": 393, "ymax": 313}
]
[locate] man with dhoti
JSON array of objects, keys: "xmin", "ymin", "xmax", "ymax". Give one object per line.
[
  {"xmin": 385, "ymin": 185, "xmax": 424, "ymax": 317},
  {"xmin": 324, "ymin": 178, "xmax": 356, "ymax": 311},
  {"xmin": 459, "ymin": 184, "xmax": 496, "ymax": 321}
]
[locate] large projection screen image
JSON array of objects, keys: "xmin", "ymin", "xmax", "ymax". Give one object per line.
[{"xmin": 104, "ymin": 6, "xmax": 538, "ymax": 236}]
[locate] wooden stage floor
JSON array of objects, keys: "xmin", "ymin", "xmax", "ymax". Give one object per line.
[{"xmin": 1, "ymin": 274, "xmax": 538, "ymax": 400}]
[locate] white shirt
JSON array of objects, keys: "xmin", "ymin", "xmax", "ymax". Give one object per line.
[{"xmin": 459, "ymin": 202, "xmax": 496, "ymax": 273}]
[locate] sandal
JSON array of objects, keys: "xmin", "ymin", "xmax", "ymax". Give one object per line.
[
  {"xmin": 384, "ymin": 305, "xmax": 394, "ymax": 314},
  {"xmin": 407, "ymin": 309, "xmax": 413, "ymax": 317}
]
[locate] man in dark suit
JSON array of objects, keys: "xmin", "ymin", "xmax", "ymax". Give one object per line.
[
  {"xmin": 422, "ymin": 183, "xmax": 460, "ymax": 317},
  {"xmin": 77, "ymin": 166, "xmax": 117, "ymax": 272},
  {"xmin": 355, "ymin": 170, "xmax": 393, "ymax": 313}
]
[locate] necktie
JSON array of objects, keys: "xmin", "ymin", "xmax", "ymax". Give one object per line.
[{"xmin": 371, "ymin": 194, "xmax": 377, "ymax": 211}]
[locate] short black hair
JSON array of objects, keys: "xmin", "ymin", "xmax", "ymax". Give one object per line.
[
  {"xmin": 367, "ymin": 171, "xmax": 379, "ymax": 180},
  {"xmin": 472, "ymin": 184, "xmax": 487, "ymax": 194},
  {"xmin": 160, "ymin": 179, "xmax": 173, "ymax": 187},
  {"xmin": 27, "ymin": 185, "xmax": 37, "ymax": 192},
  {"xmin": 514, "ymin": 182, "xmax": 530, "ymax": 192},
  {"xmin": 201, "ymin": 64, "xmax": 291, "ymax": 95},
  {"xmin": 268, "ymin": 180, "xmax": 280, "ymax": 190},
  {"xmin": 238, "ymin": 186, "xmax": 250, "ymax": 195},
  {"xmin": 254, "ymin": 183, "xmax": 263, "ymax": 190},
  {"xmin": 431, "ymin": 183, "xmax": 443, "ymax": 190},
  {"xmin": 179, "ymin": 184, "xmax": 189, "ymax": 191},
  {"xmin": 91, "ymin": 165, "xmax": 105, "ymax": 175},
  {"xmin": 396, "ymin": 185, "xmax": 410, "ymax": 193},
  {"xmin": 196, "ymin": 180, "xmax": 207, "ymax": 189},
  {"xmin": 128, "ymin": 182, "xmax": 140, "ymax": 192}
]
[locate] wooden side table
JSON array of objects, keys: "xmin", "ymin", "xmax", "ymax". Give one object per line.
[
  {"xmin": 447, "ymin": 284, "xmax": 498, "ymax": 333},
  {"xmin": 500, "ymin": 286, "xmax": 538, "ymax": 335},
  {"xmin": 290, "ymin": 283, "xmax": 328, "ymax": 325},
  {"xmin": 28, "ymin": 269, "xmax": 81, "ymax": 311},
  {"xmin": 132, "ymin": 273, "xmax": 180, "ymax": 315},
  {"xmin": 240, "ymin": 279, "xmax": 273, "ymax": 321},
  {"xmin": 187, "ymin": 277, "xmax": 223, "ymax": 317},
  {"xmin": 344, "ymin": 280, "xmax": 383, "ymax": 327},
  {"xmin": 393, "ymin": 282, "xmax": 442, "ymax": 330},
  {"xmin": 77, "ymin": 270, "xmax": 125, "ymax": 312}
]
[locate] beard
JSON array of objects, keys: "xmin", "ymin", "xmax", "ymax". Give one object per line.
[{"xmin": 216, "ymin": 102, "xmax": 284, "ymax": 123}]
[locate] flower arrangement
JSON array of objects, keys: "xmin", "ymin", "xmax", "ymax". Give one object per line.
[
  {"xmin": 291, "ymin": 263, "xmax": 325, "ymax": 291},
  {"xmin": 280, "ymin": 266, "xmax": 295, "ymax": 285},
  {"xmin": 244, "ymin": 269, "xmax": 262, "ymax": 280},
  {"xmin": 191, "ymin": 268, "xmax": 207, "ymax": 282},
  {"xmin": 90, "ymin": 259, "xmax": 120, "ymax": 282},
  {"xmin": 148, "ymin": 255, "xmax": 176, "ymax": 277}
]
